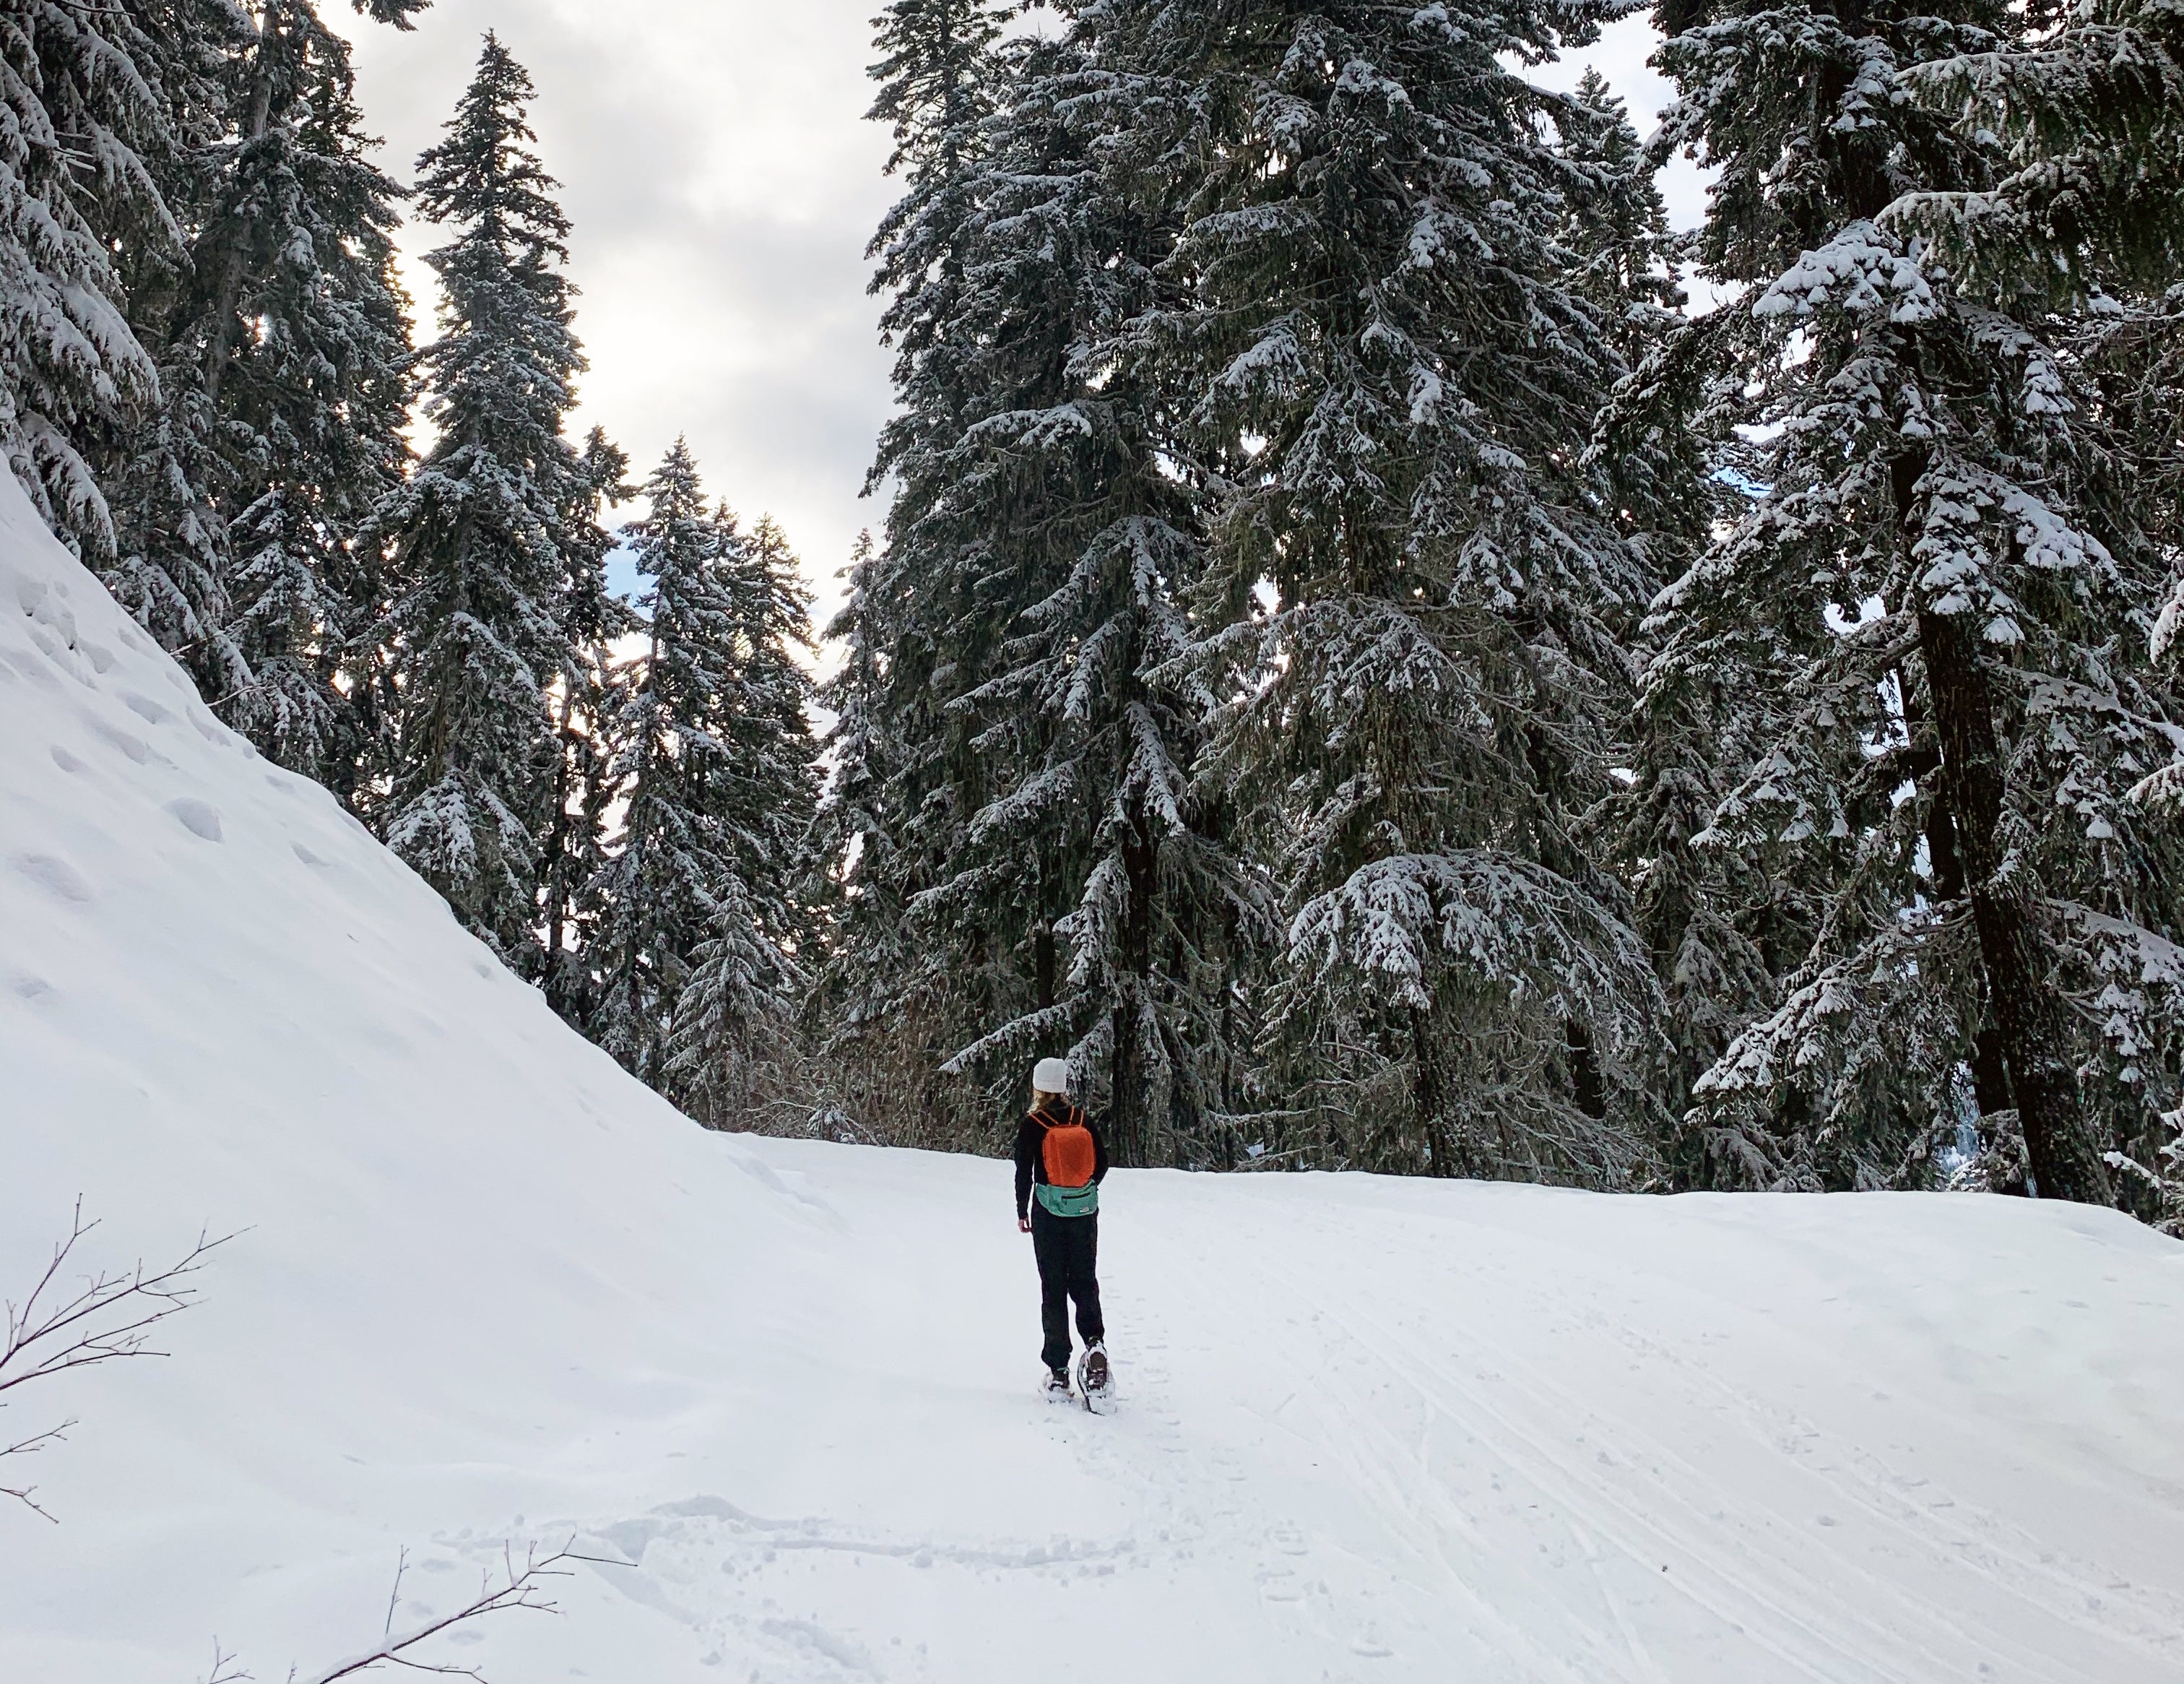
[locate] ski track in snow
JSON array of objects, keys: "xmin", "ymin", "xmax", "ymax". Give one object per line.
[
  {"xmin": 2, "ymin": 467, "xmax": 2182, "ymax": 1683},
  {"xmin": 467, "ymin": 1163, "xmax": 2184, "ymax": 1684}
]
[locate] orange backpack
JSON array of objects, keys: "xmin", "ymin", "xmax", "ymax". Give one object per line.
[{"xmin": 1041, "ymin": 1107, "xmax": 1098, "ymax": 1189}]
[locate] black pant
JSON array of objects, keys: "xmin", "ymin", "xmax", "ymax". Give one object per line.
[{"xmin": 1030, "ymin": 1204, "xmax": 1104, "ymax": 1373}]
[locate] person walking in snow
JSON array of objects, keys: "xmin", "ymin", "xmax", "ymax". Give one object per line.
[{"xmin": 1016, "ymin": 1057, "xmax": 1111, "ymax": 1401}]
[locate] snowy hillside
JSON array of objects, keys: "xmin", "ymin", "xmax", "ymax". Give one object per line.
[{"xmin": 4, "ymin": 472, "xmax": 2182, "ymax": 1683}]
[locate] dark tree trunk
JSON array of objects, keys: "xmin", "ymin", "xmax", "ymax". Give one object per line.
[
  {"xmin": 204, "ymin": 1, "xmax": 285, "ymax": 407},
  {"xmin": 1900, "ymin": 459, "xmax": 2112, "ymax": 1205},
  {"xmin": 1970, "ymin": 1022, "xmax": 2029, "ymax": 1196},
  {"xmin": 1105, "ymin": 811, "xmax": 1161, "ymax": 1169},
  {"xmin": 540, "ymin": 681, "xmax": 584, "ymax": 1024},
  {"xmin": 1032, "ymin": 923, "xmax": 1057, "ymax": 1012},
  {"xmin": 1564, "ymin": 1019, "xmax": 1607, "ymax": 1120},
  {"xmin": 1912, "ymin": 715, "xmax": 2030, "ymax": 1196},
  {"xmin": 1410, "ymin": 1006, "xmax": 1457, "ymax": 1177}
]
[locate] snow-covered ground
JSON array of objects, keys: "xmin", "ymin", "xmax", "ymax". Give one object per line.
[{"xmin": 4, "ymin": 472, "xmax": 2181, "ymax": 1684}]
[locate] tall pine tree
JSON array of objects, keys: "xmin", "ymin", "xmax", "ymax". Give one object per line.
[
  {"xmin": 810, "ymin": 0, "xmax": 1013, "ymax": 1146},
  {"xmin": 1641, "ymin": 0, "xmax": 2184, "ymax": 1204},
  {"xmin": 84, "ymin": 2, "xmax": 421, "ymax": 763},
  {"xmin": 0, "ymin": 3, "xmax": 186, "ymax": 566},
  {"xmin": 369, "ymin": 33, "xmax": 592, "ymax": 967},
  {"xmin": 538, "ymin": 424, "xmax": 633, "ymax": 1022},
  {"xmin": 211, "ymin": 2, "xmax": 420, "ymax": 791},
  {"xmin": 911, "ymin": 32, "xmax": 1265, "ymax": 1167},
  {"xmin": 1084, "ymin": 0, "xmax": 1667, "ymax": 1182},
  {"xmin": 144, "ymin": 1, "xmax": 418, "ymax": 787},
  {"xmin": 659, "ymin": 509, "xmax": 821, "ymax": 1126},
  {"xmin": 590, "ymin": 439, "xmax": 737, "ymax": 1084},
  {"xmin": 1582, "ymin": 62, "xmax": 1788, "ymax": 1190}
]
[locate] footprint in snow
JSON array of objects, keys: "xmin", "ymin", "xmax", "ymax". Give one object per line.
[
  {"xmin": 13, "ymin": 852, "xmax": 95, "ymax": 904},
  {"xmin": 167, "ymin": 798, "xmax": 223, "ymax": 842},
  {"xmin": 94, "ymin": 721, "xmax": 154, "ymax": 764}
]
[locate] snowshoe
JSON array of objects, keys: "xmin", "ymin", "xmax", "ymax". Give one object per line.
[
  {"xmin": 1041, "ymin": 1366, "xmax": 1075, "ymax": 1403},
  {"xmin": 1077, "ymin": 1343, "xmax": 1113, "ymax": 1414}
]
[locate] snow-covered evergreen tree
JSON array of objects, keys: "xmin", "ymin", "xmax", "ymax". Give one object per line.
[
  {"xmin": 589, "ymin": 439, "xmax": 734, "ymax": 1083},
  {"xmin": 538, "ymin": 424, "xmax": 632, "ymax": 1022},
  {"xmin": 88, "ymin": 0, "xmax": 250, "ymax": 702},
  {"xmin": 807, "ymin": 528, "xmax": 966, "ymax": 1139},
  {"xmin": 1641, "ymin": 0, "xmax": 2184, "ymax": 1205},
  {"xmin": 864, "ymin": 0, "xmax": 1002, "ymax": 436},
  {"xmin": 209, "ymin": 2, "xmax": 418, "ymax": 789},
  {"xmin": 659, "ymin": 508, "xmax": 820, "ymax": 1126},
  {"xmin": 807, "ymin": 532, "xmax": 894, "ymax": 943},
  {"xmin": 665, "ymin": 873, "xmax": 808, "ymax": 1128},
  {"xmin": 1082, "ymin": 0, "xmax": 1667, "ymax": 1182},
  {"xmin": 1575, "ymin": 66, "xmax": 1785, "ymax": 1189},
  {"xmin": 369, "ymin": 33, "xmax": 591, "ymax": 967},
  {"xmin": 810, "ymin": 0, "xmax": 1013, "ymax": 1146},
  {"xmin": 0, "ymin": 3, "xmax": 186, "ymax": 568},
  {"xmin": 824, "ymin": 12, "xmax": 1268, "ymax": 1164},
  {"xmin": 110, "ymin": 0, "xmax": 420, "ymax": 787},
  {"xmin": 1557, "ymin": 69, "xmax": 1685, "ymax": 367},
  {"xmin": 911, "ymin": 33, "xmax": 1265, "ymax": 1168},
  {"xmin": 1904, "ymin": 0, "xmax": 2184, "ymax": 1219}
]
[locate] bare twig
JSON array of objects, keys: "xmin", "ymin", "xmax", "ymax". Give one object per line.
[
  {"xmin": 0, "ymin": 1419, "xmax": 73, "ymax": 1520},
  {"xmin": 299, "ymin": 1539, "xmax": 621, "ymax": 1684},
  {"xmin": 2, "ymin": 1198, "xmax": 236, "ymax": 1394},
  {"xmin": 202, "ymin": 1641, "xmax": 254, "ymax": 1683},
  {"xmin": 1, "ymin": 1199, "xmax": 235, "ymax": 1522}
]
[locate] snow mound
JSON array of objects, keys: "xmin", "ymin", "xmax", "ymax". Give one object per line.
[{"xmin": 4, "ymin": 470, "xmax": 2183, "ymax": 1682}]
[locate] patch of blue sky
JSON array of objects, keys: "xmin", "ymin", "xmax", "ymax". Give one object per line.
[{"xmin": 606, "ymin": 540, "xmax": 650, "ymax": 613}]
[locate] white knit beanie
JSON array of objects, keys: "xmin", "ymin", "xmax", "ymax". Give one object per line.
[{"xmin": 1031, "ymin": 1056, "xmax": 1070, "ymax": 1096}]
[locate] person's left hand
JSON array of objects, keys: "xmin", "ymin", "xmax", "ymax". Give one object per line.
[{"xmin": 1018, "ymin": 1217, "xmax": 1032, "ymax": 1234}]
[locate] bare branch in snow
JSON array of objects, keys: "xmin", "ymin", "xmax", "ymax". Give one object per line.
[
  {"xmin": 2, "ymin": 1198, "xmax": 236, "ymax": 1392},
  {"xmin": 0, "ymin": 1420, "xmax": 71, "ymax": 1520},
  {"xmin": 199, "ymin": 1641, "xmax": 253, "ymax": 1683},
  {"xmin": 1, "ymin": 1199, "xmax": 235, "ymax": 1521},
  {"xmin": 298, "ymin": 1540, "xmax": 623, "ymax": 1683}
]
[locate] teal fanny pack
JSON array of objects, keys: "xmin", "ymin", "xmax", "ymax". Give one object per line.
[{"xmin": 1034, "ymin": 1181, "xmax": 1099, "ymax": 1218}]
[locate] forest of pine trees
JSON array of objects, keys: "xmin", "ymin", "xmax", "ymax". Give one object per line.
[
  {"xmin": 818, "ymin": 0, "xmax": 2184, "ymax": 1227},
  {"xmin": 3, "ymin": 0, "xmax": 2180, "ymax": 1227}
]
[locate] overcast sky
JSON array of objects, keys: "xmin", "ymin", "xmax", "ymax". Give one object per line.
[{"xmin": 334, "ymin": 3, "xmax": 1698, "ymax": 642}]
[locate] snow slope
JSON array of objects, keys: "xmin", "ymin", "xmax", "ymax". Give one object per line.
[{"xmin": 3, "ymin": 472, "xmax": 2182, "ymax": 1684}]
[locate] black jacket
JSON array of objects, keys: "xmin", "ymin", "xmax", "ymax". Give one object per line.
[{"xmin": 1014, "ymin": 1100, "xmax": 1109, "ymax": 1221}]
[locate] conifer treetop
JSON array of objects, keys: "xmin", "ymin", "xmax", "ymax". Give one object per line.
[
  {"xmin": 415, "ymin": 33, "xmax": 571, "ymax": 262},
  {"xmin": 867, "ymin": 0, "xmax": 1004, "ymax": 178},
  {"xmin": 352, "ymin": 0, "xmax": 430, "ymax": 26}
]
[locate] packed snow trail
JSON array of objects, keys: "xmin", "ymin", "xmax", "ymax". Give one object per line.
[{"xmin": 2, "ymin": 473, "xmax": 2180, "ymax": 1683}]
